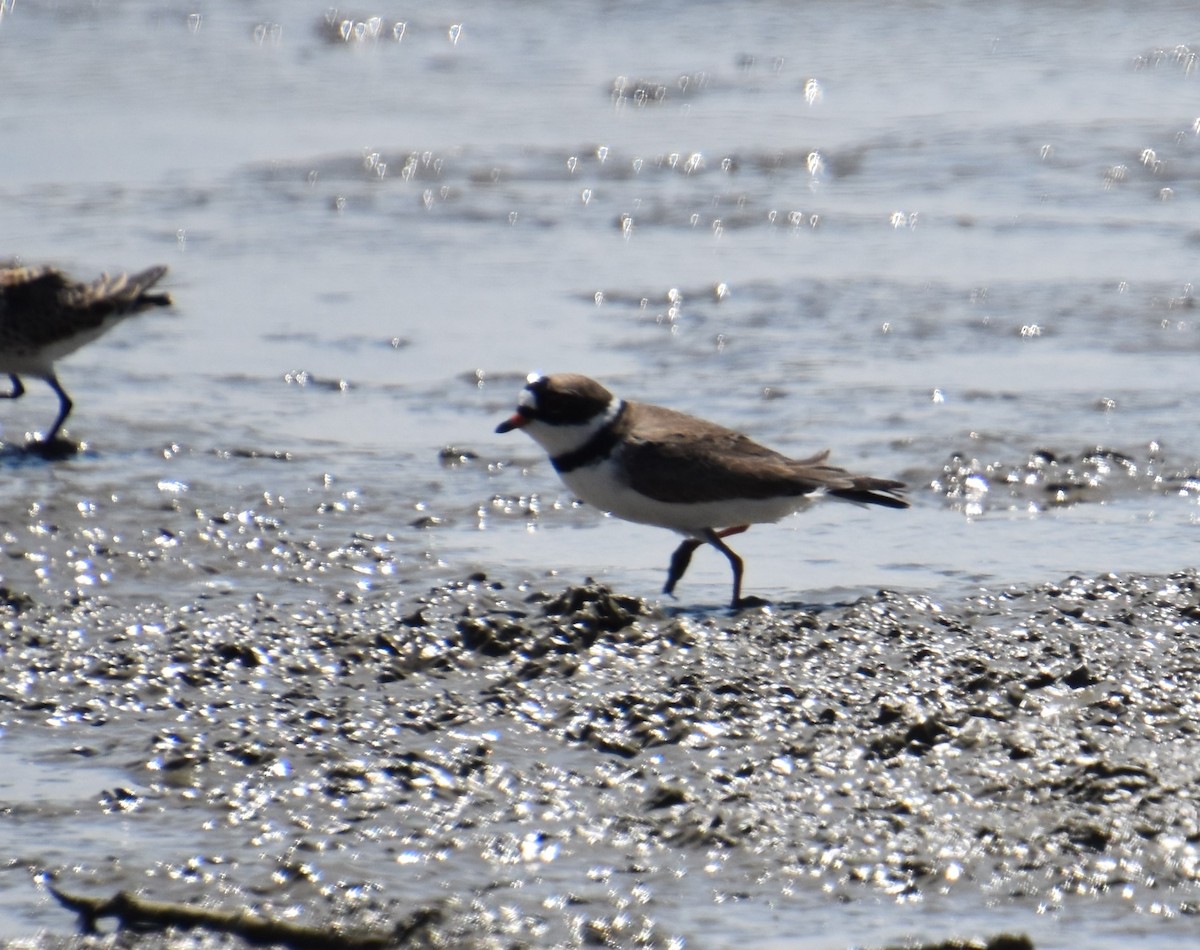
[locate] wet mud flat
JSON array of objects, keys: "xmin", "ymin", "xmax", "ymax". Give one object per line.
[{"xmin": 3, "ymin": 561, "xmax": 1200, "ymax": 949}]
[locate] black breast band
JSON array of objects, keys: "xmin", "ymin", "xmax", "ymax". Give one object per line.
[{"xmin": 551, "ymin": 402, "xmax": 627, "ymax": 473}]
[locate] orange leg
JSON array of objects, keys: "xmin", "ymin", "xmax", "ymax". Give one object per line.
[{"xmin": 662, "ymin": 525, "xmax": 750, "ymax": 607}]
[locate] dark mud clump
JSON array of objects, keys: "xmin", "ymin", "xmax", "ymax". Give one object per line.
[{"xmin": 4, "ymin": 571, "xmax": 1200, "ymax": 947}]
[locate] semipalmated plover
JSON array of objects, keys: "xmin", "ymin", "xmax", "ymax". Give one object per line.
[
  {"xmin": 496, "ymin": 373, "xmax": 909, "ymax": 608},
  {"xmin": 0, "ymin": 264, "xmax": 172, "ymax": 449}
]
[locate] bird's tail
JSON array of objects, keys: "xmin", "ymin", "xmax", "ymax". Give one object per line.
[
  {"xmin": 828, "ymin": 476, "xmax": 910, "ymax": 509},
  {"xmin": 93, "ymin": 265, "xmax": 172, "ymax": 310},
  {"xmin": 791, "ymin": 450, "xmax": 911, "ymax": 509}
]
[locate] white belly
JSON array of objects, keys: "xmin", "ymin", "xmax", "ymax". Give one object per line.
[
  {"xmin": 0, "ymin": 318, "xmax": 123, "ymax": 376},
  {"xmin": 559, "ymin": 458, "xmax": 815, "ymax": 534}
]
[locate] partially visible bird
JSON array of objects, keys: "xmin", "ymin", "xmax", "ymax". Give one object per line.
[
  {"xmin": 496, "ymin": 373, "xmax": 910, "ymax": 608},
  {"xmin": 0, "ymin": 263, "xmax": 172, "ymax": 448}
]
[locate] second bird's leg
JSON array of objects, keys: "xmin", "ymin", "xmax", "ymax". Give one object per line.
[
  {"xmin": 43, "ymin": 375, "xmax": 73, "ymax": 443},
  {"xmin": 1, "ymin": 375, "xmax": 25, "ymax": 400}
]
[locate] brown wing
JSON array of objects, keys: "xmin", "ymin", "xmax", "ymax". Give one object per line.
[
  {"xmin": 1, "ymin": 265, "xmax": 170, "ymax": 349},
  {"xmin": 0, "ymin": 268, "xmax": 97, "ymax": 347},
  {"xmin": 0, "ymin": 267, "xmax": 72, "ymax": 314},
  {"xmin": 618, "ymin": 401, "xmax": 859, "ymax": 504}
]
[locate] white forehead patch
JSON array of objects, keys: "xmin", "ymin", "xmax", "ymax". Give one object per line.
[{"xmin": 517, "ymin": 387, "xmax": 538, "ymax": 410}]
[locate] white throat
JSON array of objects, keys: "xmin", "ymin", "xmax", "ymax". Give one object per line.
[{"xmin": 522, "ymin": 397, "xmax": 624, "ymax": 460}]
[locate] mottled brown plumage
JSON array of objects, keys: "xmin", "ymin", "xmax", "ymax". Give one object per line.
[{"xmin": 0, "ymin": 263, "xmax": 172, "ymax": 445}]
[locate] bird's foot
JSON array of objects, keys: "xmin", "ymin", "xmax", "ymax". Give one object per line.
[
  {"xmin": 730, "ymin": 594, "xmax": 771, "ymax": 611},
  {"xmin": 24, "ymin": 435, "xmax": 82, "ymax": 460}
]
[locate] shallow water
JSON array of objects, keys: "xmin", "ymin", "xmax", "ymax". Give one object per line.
[{"xmin": 3, "ymin": 0, "xmax": 1200, "ymax": 946}]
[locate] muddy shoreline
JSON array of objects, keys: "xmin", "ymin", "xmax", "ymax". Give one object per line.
[{"xmin": 3, "ymin": 564, "xmax": 1199, "ymax": 948}]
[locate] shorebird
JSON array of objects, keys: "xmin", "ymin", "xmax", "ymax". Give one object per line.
[
  {"xmin": 496, "ymin": 373, "xmax": 909, "ymax": 608},
  {"xmin": 0, "ymin": 263, "xmax": 172, "ymax": 448}
]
